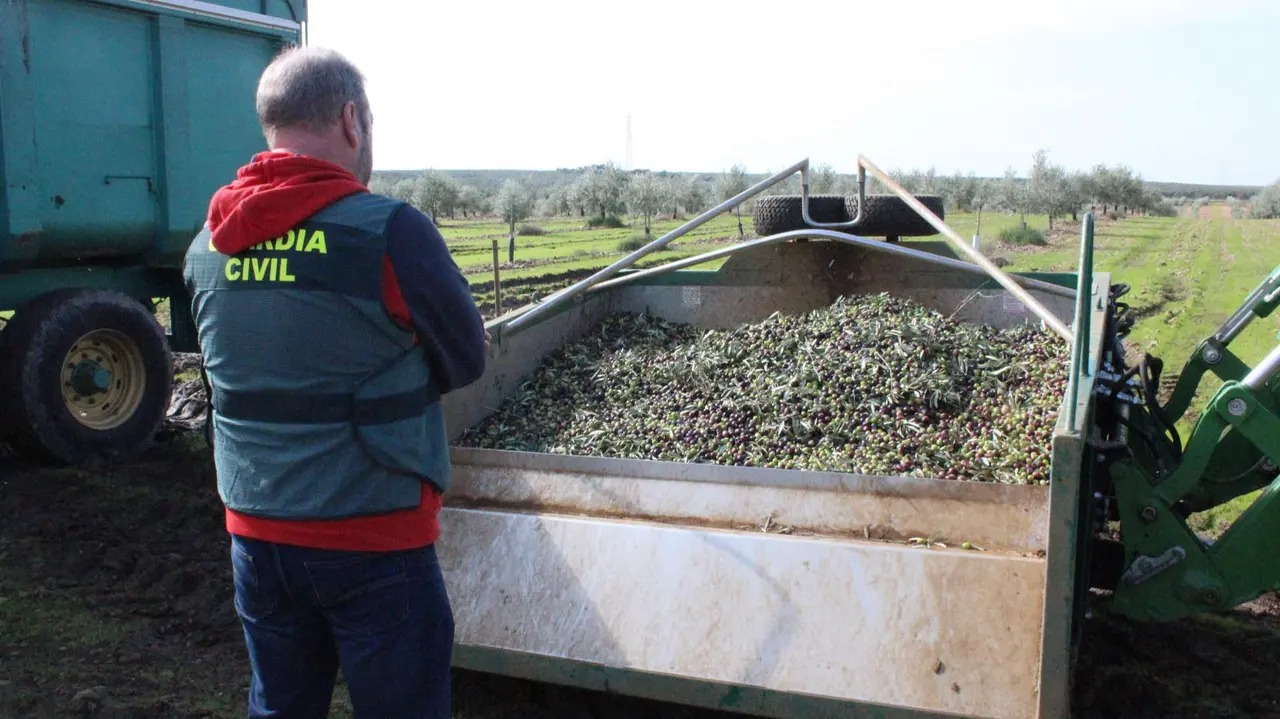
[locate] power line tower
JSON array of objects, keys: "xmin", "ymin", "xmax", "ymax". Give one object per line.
[{"xmin": 626, "ymin": 114, "xmax": 632, "ymax": 171}]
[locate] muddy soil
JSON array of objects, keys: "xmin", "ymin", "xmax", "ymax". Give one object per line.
[
  {"xmin": 2, "ymin": 432, "xmax": 1280, "ymax": 718},
  {"xmin": 0, "ymin": 437, "xmax": 741, "ymax": 718}
]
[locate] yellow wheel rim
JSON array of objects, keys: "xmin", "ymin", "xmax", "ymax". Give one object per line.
[{"xmin": 59, "ymin": 329, "xmax": 147, "ymax": 431}]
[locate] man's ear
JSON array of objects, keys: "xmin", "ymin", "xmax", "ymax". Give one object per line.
[{"xmin": 341, "ymin": 102, "xmax": 360, "ymax": 149}]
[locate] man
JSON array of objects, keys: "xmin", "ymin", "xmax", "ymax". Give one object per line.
[{"xmin": 182, "ymin": 46, "xmax": 486, "ymax": 718}]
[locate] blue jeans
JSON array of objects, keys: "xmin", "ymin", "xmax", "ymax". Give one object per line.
[{"xmin": 229, "ymin": 535, "xmax": 454, "ymax": 718}]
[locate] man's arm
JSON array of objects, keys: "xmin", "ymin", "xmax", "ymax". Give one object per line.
[{"xmin": 383, "ymin": 203, "xmax": 486, "ymax": 395}]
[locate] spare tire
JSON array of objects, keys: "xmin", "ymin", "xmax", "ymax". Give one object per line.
[
  {"xmin": 843, "ymin": 194, "xmax": 945, "ymax": 237},
  {"xmin": 751, "ymin": 194, "xmax": 849, "ymax": 237}
]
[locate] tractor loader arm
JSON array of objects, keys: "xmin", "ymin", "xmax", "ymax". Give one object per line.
[{"xmin": 1089, "ymin": 263, "xmax": 1280, "ymax": 623}]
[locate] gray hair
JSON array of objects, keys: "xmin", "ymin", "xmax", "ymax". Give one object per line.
[{"xmin": 256, "ymin": 46, "xmax": 369, "ymax": 134}]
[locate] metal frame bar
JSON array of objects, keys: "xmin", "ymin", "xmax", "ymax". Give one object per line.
[
  {"xmin": 504, "ymin": 159, "xmax": 811, "ymax": 332},
  {"xmin": 501, "ymin": 154, "xmax": 1078, "ymax": 342},
  {"xmin": 1213, "ymin": 264, "xmax": 1280, "ymax": 344},
  {"xmin": 586, "ymin": 228, "xmax": 1077, "ymax": 299},
  {"xmin": 801, "ymin": 165, "xmax": 866, "ymax": 229},
  {"xmin": 451, "ymin": 445, "xmax": 1048, "ymax": 500},
  {"xmin": 855, "ymin": 155, "xmax": 1073, "ymax": 341},
  {"xmin": 1243, "ymin": 344, "xmax": 1280, "ymax": 390},
  {"xmin": 121, "ymin": 0, "xmax": 301, "ymax": 31}
]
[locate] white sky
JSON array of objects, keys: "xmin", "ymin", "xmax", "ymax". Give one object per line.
[{"xmin": 305, "ymin": 0, "xmax": 1280, "ymax": 185}]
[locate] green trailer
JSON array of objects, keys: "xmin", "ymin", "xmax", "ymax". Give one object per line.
[{"xmin": 0, "ymin": 0, "xmax": 305, "ymax": 463}]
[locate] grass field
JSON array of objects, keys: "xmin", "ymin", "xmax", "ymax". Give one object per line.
[
  {"xmin": 4, "ymin": 205, "xmax": 1280, "ymax": 717},
  {"xmin": 439, "ymin": 214, "xmax": 744, "ymax": 316},
  {"xmin": 996, "ymin": 209, "xmax": 1280, "ymax": 533}
]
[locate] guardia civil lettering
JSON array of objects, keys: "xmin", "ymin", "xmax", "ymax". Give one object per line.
[{"xmin": 213, "ymin": 227, "xmax": 327, "ymax": 283}]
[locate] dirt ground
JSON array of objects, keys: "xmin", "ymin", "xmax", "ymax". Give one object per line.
[{"xmin": 3, "ymin": 433, "xmax": 1280, "ymax": 718}]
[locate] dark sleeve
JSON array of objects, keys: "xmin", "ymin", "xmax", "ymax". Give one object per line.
[{"xmin": 384, "ymin": 203, "xmax": 486, "ymax": 394}]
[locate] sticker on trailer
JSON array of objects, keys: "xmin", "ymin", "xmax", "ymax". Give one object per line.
[
  {"xmin": 682, "ymin": 286, "xmax": 703, "ymax": 307},
  {"xmin": 1003, "ymin": 294, "xmax": 1026, "ymax": 314}
]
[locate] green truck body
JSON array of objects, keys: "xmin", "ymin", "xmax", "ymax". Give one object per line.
[
  {"xmin": 1, "ymin": 0, "xmax": 304, "ymax": 461},
  {"xmin": 1, "ymin": 0, "xmax": 305, "ymax": 317}
]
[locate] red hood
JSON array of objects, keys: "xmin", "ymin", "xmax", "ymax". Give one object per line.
[{"xmin": 207, "ymin": 150, "xmax": 369, "ymax": 254}]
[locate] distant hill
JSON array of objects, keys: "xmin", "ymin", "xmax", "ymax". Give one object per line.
[
  {"xmin": 373, "ymin": 168, "xmax": 1265, "ymax": 200},
  {"xmin": 373, "ymin": 169, "xmax": 581, "ymax": 194},
  {"xmin": 1143, "ymin": 181, "xmax": 1262, "ymax": 200},
  {"xmin": 372, "ymin": 168, "xmax": 748, "ymax": 195}
]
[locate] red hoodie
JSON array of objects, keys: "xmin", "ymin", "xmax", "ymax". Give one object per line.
[{"xmin": 206, "ymin": 150, "xmax": 442, "ymax": 552}]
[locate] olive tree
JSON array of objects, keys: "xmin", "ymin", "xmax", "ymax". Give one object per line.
[
  {"xmin": 568, "ymin": 174, "xmax": 591, "ymax": 217},
  {"xmin": 368, "ymin": 174, "xmax": 395, "ymax": 196},
  {"xmin": 716, "ymin": 164, "xmax": 749, "ymax": 238},
  {"xmin": 1250, "ymin": 181, "xmax": 1280, "ymax": 218},
  {"xmin": 1028, "ymin": 149, "xmax": 1071, "ymax": 230},
  {"xmin": 947, "ymin": 171, "xmax": 979, "ymax": 212},
  {"xmin": 680, "ymin": 176, "xmax": 708, "ymax": 215},
  {"xmin": 626, "ymin": 172, "xmax": 667, "ymax": 236},
  {"xmin": 810, "ymin": 163, "xmax": 838, "ymax": 194},
  {"xmin": 971, "ymin": 178, "xmax": 996, "ymax": 236},
  {"xmin": 1091, "ymin": 164, "xmax": 1143, "ymax": 214},
  {"xmin": 578, "ymin": 162, "xmax": 630, "ymax": 222},
  {"xmin": 412, "ymin": 170, "xmax": 460, "ymax": 222},
  {"xmin": 380, "ymin": 178, "xmax": 415, "ymax": 203},
  {"xmin": 456, "ymin": 184, "xmax": 486, "ymax": 218},
  {"xmin": 539, "ymin": 183, "xmax": 574, "ymax": 218},
  {"xmin": 995, "ymin": 167, "xmax": 1029, "ymax": 225},
  {"xmin": 661, "ymin": 175, "xmax": 683, "ymax": 219},
  {"xmin": 1226, "ymin": 195, "xmax": 1244, "ymax": 219},
  {"xmin": 1068, "ymin": 172, "xmax": 1095, "ymax": 220},
  {"xmin": 493, "ymin": 179, "xmax": 534, "ymax": 260}
]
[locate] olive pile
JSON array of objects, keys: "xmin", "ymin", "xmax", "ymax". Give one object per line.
[{"xmin": 460, "ymin": 293, "xmax": 1069, "ymax": 484}]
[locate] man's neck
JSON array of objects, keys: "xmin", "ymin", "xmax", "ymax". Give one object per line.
[{"xmin": 268, "ymin": 131, "xmax": 349, "ymax": 172}]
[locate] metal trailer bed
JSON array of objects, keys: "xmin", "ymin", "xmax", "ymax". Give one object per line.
[{"xmin": 437, "ymin": 160, "xmax": 1102, "ymax": 719}]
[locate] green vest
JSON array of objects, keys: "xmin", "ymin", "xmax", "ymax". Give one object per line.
[{"xmin": 182, "ymin": 193, "xmax": 451, "ymax": 521}]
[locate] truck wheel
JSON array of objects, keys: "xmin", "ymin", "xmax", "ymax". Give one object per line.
[
  {"xmin": 751, "ymin": 194, "xmax": 849, "ymax": 237},
  {"xmin": 0, "ymin": 289, "xmax": 173, "ymax": 464},
  {"xmin": 843, "ymin": 194, "xmax": 946, "ymax": 238}
]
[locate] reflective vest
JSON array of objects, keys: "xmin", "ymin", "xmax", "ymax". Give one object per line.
[{"xmin": 181, "ymin": 193, "xmax": 451, "ymax": 521}]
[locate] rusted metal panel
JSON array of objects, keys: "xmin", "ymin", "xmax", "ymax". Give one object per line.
[
  {"xmin": 438, "ymin": 509, "xmax": 1047, "ymax": 719},
  {"xmin": 449, "ymin": 448, "xmax": 1049, "ymax": 553}
]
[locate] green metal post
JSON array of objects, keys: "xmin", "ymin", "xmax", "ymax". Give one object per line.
[
  {"xmin": 1066, "ymin": 213, "xmax": 1095, "ymax": 430},
  {"xmin": 1078, "ymin": 214, "xmax": 1095, "ymax": 379}
]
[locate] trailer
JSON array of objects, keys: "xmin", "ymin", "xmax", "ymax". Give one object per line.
[
  {"xmin": 431, "ymin": 159, "xmax": 1280, "ymax": 716},
  {"xmin": 0, "ymin": 0, "xmax": 304, "ymax": 462}
]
